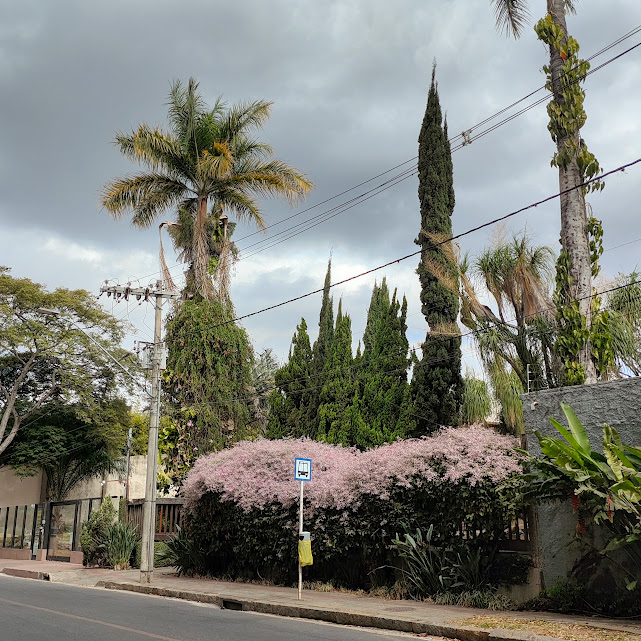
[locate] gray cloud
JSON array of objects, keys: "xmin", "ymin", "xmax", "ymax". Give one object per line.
[{"xmin": 1, "ymin": 0, "xmax": 639, "ymax": 362}]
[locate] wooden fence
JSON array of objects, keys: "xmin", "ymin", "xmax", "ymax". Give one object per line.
[{"xmin": 126, "ymin": 498, "xmax": 183, "ymax": 541}]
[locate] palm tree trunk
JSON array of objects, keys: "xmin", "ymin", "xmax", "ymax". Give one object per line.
[
  {"xmin": 547, "ymin": 0, "xmax": 597, "ymax": 383},
  {"xmin": 193, "ymin": 196, "xmax": 215, "ymax": 300}
]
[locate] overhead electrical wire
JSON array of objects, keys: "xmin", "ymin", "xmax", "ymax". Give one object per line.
[
  {"xmin": 179, "ymin": 156, "xmax": 641, "ymax": 336},
  {"xmin": 14, "ymin": 275, "xmax": 641, "ymax": 463},
  {"xmin": 116, "ymin": 26, "xmax": 641, "ymax": 286},
  {"xmin": 236, "ymin": 39, "xmax": 641, "ymax": 262}
]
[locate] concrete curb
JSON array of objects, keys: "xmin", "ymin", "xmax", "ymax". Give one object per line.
[
  {"xmin": 1, "ymin": 568, "xmax": 50, "ymax": 581},
  {"xmin": 97, "ymin": 580, "xmax": 564, "ymax": 641}
]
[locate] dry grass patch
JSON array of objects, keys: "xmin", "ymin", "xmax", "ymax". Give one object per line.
[{"xmin": 452, "ymin": 615, "xmax": 641, "ymax": 641}]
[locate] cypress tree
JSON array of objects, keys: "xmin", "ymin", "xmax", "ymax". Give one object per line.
[
  {"xmin": 305, "ymin": 258, "xmax": 334, "ymax": 436},
  {"xmin": 362, "ymin": 279, "xmax": 389, "ymax": 354},
  {"xmin": 266, "ymin": 318, "xmax": 313, "ymax": 439},
  {"xmin": 317, "ymin": 300, "xmax": 358, "ymax": 444},
  {"xmin": 357, "ymin": 284, "xmax": 415, "ymax": 447},
  {"xmin": 412, "ymin": 64, "xmax": 463, "ymax": 433}
]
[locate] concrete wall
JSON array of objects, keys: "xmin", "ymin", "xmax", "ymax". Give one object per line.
[
  {"xmin": 66, "ymin": 455, "xmax": 148, "ymax": 501},
  {"xmin": 0, "ymin": 455, "xmax": 149, "ymax": 506},
  {"xmin": 521, "ymin": 376, "xmax": 641, "ymax": 589},
  {"xmin": 0, "ymin": 468, "xmax": 43, "ymax": 507}
]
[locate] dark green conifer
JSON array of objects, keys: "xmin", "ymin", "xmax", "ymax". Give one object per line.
[
  {"xmin": 357, "ymin": 284, "xmax": 415, "ymax": 447},
  {"xmin": 266, "ymin": 318, "xmax": 313, "ymax": 438},
  {"xmin": 305, "ymin": 258, "xmax": 334, "ymax": 436},
  {"xmin": 412, "ymin": 64, "xmax": 463, "ymax": 433},
  {"xmin": 317, "ymin": 300, "xmax": 358, "ymax": 444}
]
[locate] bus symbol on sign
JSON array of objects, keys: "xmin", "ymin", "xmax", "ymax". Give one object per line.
[{"xmin": 295, "ymin": 458, "xmax": 312, "ymax": 481}]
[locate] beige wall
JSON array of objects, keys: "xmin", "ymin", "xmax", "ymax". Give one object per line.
[
  {"xmin": 67, "ymin": 455, "xmax": 148, "ymax": 500},
  {"xmin": 0, "ymin": 455, "xmax": 150, "ymax": 505},
  {"xmin": 0, "ymin": 468, "xmax": 42, "ymax": 507}
]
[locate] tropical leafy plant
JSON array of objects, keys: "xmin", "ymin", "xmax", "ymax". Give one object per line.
[
  {"xmin": 105, "ymin": 521, "xmax": 140, "ymax": 570},
  {"xmin": 392, "ymin": 525, "xmax": 458, "ymax": 596},
  {"xmin": 392, "ymin": 526, "xmax": 499, "ymax": 598},
  {"xmin": 80, "ymin": 498, "xmax": 117, "ymax": 567},
  {"xmin": 461, "ymin": 374, "xmax": 492, "ymax": 424},
  {"xmin": 527, "ymin": 402, "xmax": 641, "ymax": 588},
  {"xmin": 155, "ymin": 526, "xmax": 206, "ymax": 577}
]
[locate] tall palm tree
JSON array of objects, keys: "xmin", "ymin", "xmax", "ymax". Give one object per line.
[
  {"xmin": 490, "ymin": 0, "xmax": 597, "ymax": 382},
  {"xmin": 101, "ymin": 78, "xmax": 313, "ymax": 300}
]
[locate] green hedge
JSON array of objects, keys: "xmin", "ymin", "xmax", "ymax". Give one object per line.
[{"xmin": 184, "ymin": 475, "xmax": 524, "ymax": 589}]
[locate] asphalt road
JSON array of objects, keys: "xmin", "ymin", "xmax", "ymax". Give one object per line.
[{"xmin": 0, "ymin": 575, "xmax": 420, "ymax": 641}]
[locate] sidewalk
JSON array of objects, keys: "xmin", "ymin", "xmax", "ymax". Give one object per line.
[{"xmin": 2, "ymin": 559, "xmax": 641, "ymax": 641}]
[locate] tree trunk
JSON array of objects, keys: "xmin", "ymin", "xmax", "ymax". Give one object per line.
[
  {"xmin": 193, "ymin": 196, "xmax": 215, "ymax": 300},
  {"xmin": 547, "ymin": 0, "xmax": 597, "ymax": 383}
]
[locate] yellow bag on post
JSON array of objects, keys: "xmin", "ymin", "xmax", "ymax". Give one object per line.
[{"xmin": 298, "ymin": 540, "xmax": 313, "ymax": 567}]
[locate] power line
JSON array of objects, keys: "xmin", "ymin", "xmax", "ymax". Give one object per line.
[
  {"xmin": 110, "ymin": 28, "xmax": 641, "ymax": 286},
  {"xmin": 180, "ymin": 156, "xmax": 641, "ymax": 335},
  {"xmin": 13, "ymin": 277, "xmax": 641, "ymax": 463},
  {"xmin": 227, "ymin": 37, "xmax": 641, "ymax": 260}
]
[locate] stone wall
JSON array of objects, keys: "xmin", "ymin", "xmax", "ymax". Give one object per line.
[{"xmin": 521, "ymin": 377, "xmax": 641, "ymax": 588}]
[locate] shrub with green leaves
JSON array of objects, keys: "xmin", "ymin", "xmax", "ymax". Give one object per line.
[
  {"xmin": 527, "ymin": 402, "xmax": 641, "ymax": 590},
  {"xmin": 181, "ymin": 430, "xmax": 526, "ymax": 589},
  {"xmin": 155, "ymin": 526, "xmax": 206, "ymax": 577},
  {"xmin": 80, "ymin": 498, "xmax": 117, "ymax": 567}
]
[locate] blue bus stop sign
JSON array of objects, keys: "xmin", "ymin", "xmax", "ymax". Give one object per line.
[{"xmin": 294, "ymin": 458, "xmax": 312, "ymax": 481}]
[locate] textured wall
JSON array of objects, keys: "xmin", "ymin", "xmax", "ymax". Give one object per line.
[
  {"xmin": 0, "ymin": 468, "xmax": 43, "ymax": 507},
  {"xmin": 521, "ymin": 377, "xmax": 641, "ymax": 588},
  {"xmin": 523, "ymin": 377, "xmax": 641, "ymax": 448}
]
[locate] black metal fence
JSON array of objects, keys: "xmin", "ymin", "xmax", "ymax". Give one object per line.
[
  {"xmin": 0, "ymin": 498, "xmax": 106, "ymax": 559},
  {"xmin": 0, "ymin": 504, "xmax": 42, "ymax": 553}
]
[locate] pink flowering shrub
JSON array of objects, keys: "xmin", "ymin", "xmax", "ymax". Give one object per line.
[
  {"xmin": 181, "ymin": 426, "xmax": 525, "ymax": 588},
  {"xmin": 183, "ymin": 425, "xmax": 522, "ymax": 512}
]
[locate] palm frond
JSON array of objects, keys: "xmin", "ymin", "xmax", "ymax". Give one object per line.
[
  {"xmin": 159, "ymin": 223, "xmax": 178, "ymax": 291},
  {"xmin": 114, "ymin": 126, "xmax": 187, "ymax": 177},
  {"xmin": 101, "ymin": 173, "xmax": 188, "ymax": 227},
  {"xmin": 222, "ymin": 100, "xmax": 273, "ymax": 140},
  {"xmin": 490, "ymin": 0, "xmax": 531, "ymax": 39},
  {"xmin": 167, "ymin": 78, "xmax": 208, "ymax": 149},
  {"xmin": 231, "ymin": 138, "xmax": 274, "ymax": 162},
  {"xmin": 229, "ymin": 158, "xmax": 314, "ymax": 204},
  {"xmin": 196, "ymin": 143, "xmax": 233, "ymax": 182},
  {"xmin": 422, "ymin": 255, "xmax": 459, "ymax": 296},
  {"xmin": 212, "ymin": 188, "xmax": 265, "ymax": 230}
]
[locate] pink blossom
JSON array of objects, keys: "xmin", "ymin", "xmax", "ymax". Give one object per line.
[{"xmin": 182, "ymin": 426, "xmax": 523, "ymax": 513}]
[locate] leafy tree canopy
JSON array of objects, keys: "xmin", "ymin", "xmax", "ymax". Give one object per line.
[
  {"xmin": 1, "ymin": 400, "xmax": 132, "ymax": 501},
  {"xmin": 0, "ymin": 267, "xmax": 135, "ymax": 456}
]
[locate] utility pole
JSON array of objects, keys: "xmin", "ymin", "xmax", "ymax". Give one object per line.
[
  {"xmin": 100, "ymin": 281, "xmax": 180, "ymax": 584},
  {"xmin": 125, "ymin": 426, "xmax": 133, "ymax": 502}
]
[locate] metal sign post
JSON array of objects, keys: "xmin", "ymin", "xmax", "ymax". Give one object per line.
[{"xmin": 294, "ymin": 458, "xmax": 312, "ymax": 600}]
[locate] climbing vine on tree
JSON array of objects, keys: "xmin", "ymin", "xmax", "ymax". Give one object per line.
[
  {"xmin": 535, "ymin": 15, "xmax": 611, "ymax": 384},
  {"xmin": 162, "ymin": 298, "xmax": 257, "ymax": 487}
]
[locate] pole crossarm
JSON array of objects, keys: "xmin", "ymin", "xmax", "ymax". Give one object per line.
[{"xmin": 100, "ymin": 284, "xmax": 182, "ymax": 301}]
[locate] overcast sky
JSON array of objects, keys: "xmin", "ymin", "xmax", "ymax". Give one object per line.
[{"xmin": 1, "ymin": 0, "xmax": 639, "ymax": 372}]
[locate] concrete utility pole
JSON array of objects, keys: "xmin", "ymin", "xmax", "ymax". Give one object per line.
[{"xmin": 100, "ymin": 281, "xmax": 180, "ymax": 584}]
